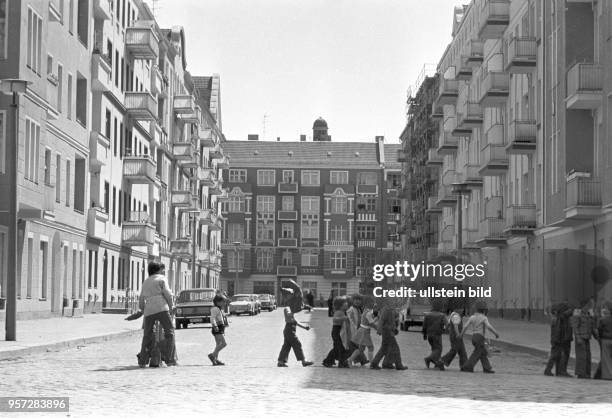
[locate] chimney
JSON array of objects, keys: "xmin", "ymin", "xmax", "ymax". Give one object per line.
[
  {"xmin": 248, "ymin": 134, "xmax": 259, "ymax": 141},
  {"xmin": 300, "ymin": 134, "xmax": 306, "ymax": 142},
  {"xmin": 375, "ymin": 136, "xmax": 384, "ymax": 143}
]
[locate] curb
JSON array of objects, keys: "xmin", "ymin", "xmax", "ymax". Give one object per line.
[{"xmin": 0, "ymin": 328, "xmax": 142, "ymax": 360}]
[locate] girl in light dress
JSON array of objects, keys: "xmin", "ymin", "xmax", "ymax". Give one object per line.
[
  {"xmin": 208, "ymin": 295, "xmax": 228, "ymax": 366},
  {"xmin": 348, "ymin": 296, "xmax": 378, "ymax": 366}
]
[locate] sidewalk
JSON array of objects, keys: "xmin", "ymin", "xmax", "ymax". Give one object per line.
[
  {"xmin": 0, "ymin": 314, "xmax": 142, "ymax": 359},
  {"xmin": 474, "ymin": 317, "xmax": 600, "ymax": 363}
]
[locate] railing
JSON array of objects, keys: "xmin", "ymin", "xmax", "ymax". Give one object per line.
[
  {"xmin": 466, "ymin": 39, "xmax": 484, "ymax": 59},
  {"xmin": 506, "ymin": 204, "xmax": 536, "ymax": 228},
  {"xmin": 481, "ymin": 144, "xmax": 507, "ymax": 167},
  {"xmin": 481, "ymin": 71, "xmax": 510, "ymax": 94},
  {"xmin": 480, "ymin": 218, "xmax": 506, "ymax": 240},
  {"xmin": 463, "ymin": 229, "xmax": 480, "ymax": 246},
  {"xmin": 508, "ymin": 37, "xmax": 536, "ymax": 61},
  {"xmin": 356, "ymin": 213, "xmax": 377, "ymax": 221},
  {"xmin": 427, "ymin": 196, "xmax": 439, "ymax": 210},
  {"xmin": 566, "ymin": 177, "xmax": 601, "ymax": 207},
  {"xmin": 438, "ymin": 131, "xmax": 458, "ymax": 149},
  {"xmin": 125, "ymin": 22, "xmax": 159, "ymax": 58},
  {"xmin": 484, "ymin": 195, "xmax": 504, "ymax": 218},
  {"xmin": 277, "ymin": 266, "xmax": 297, "ymax": 276},
  {"xmin": 567, "ymin": 63, "xmax": 603, "ymax": 93},
  {"xmin": 462, "ymin": 164, "xmax": 481, "ymax": 182},
  {"xmin": 125, "ymin": 92, "xmax": 157, "ymax": 118},
  {"xmin": 278, "ymin": 238, "xmax": 298, "ymax": 247},
  {"xmin": 439, "ymin": 78, "xmax": 459, "ymax": 96},
  {"xmin": 356, "ymin": 184, "xmax": 378, "ymax": 194},
  {"xmin": 442, "ymin": 169, "xmax": 459, "ymax": 186},
  {"xmin": 427, "ymin": 148, "xmax": 443, "ymax": 164},
  {"xmin": 357, "ymin": 240, "xmax": 376, "ymax": 248},
  {"xmin": 463, "ymin": 102, "xmax": 483, "ymax": 120},
  {"xmin": 481, "ymin": 0, "xmax": 510, "ymax": 21},
  {"xmin": 325, "ymin": 240, "xmax": 351, "ymax": 246},
  {"xmin": 173, "ymin": 95, "xmax": 195, "ymax": 113},
  {"xmin": 123, "ymin": 155, "xmax": 157, "ymax": 181},
  {"xmin": 508, "ymin": 120, "xmax": 536, "ymax": 143}
]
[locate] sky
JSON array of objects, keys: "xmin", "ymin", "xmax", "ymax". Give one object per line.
[{"xmin": 150, "ymin": 0, "xmax": 460, "ymax": 143}]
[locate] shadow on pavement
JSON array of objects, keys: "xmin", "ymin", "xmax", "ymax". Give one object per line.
[{"xmin": 305, "ymin": 309, "xmax": 612, "ymax": 404}]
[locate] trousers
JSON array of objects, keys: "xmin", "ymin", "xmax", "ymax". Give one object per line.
[
  {"xmin": 462, "ymin": 334, "xmax": 492, "ymax": 372},
  {"xmin": 574, "ymin": 337, "xmax": 592, "ymax": 378},
  {"xmin": 138, "ymin": 310, "xmax": 176, "ymax": 366},
  {"xmin": 544, "ymin": 341, "xmax": 571, "ymax": 375},
  {"xmin": 372, "ymin": 331, "xmax": 403, "ymax": 368},
  {"xmin": 441, "ymin": 336, "xmax": 467, "ymax": 368},
  {"xmin": 278, "ymin": 324, "xmax": 305, "ymax": 362},
  {"xmin": 323, "ymin": 325, "xmax": 349, "ymax": 366},
  {"xmin": 425, "ymin": 335, "xmax": 443, "ymax": 367}
]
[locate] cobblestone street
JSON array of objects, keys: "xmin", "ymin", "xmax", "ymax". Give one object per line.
[{"xmin": 1, "ymin": 309, "xmax": 610, "ymax": 417}]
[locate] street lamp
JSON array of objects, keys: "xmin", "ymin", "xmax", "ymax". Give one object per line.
[
  {"xmin": 1, "ymin": 79, "xmax": 31, "ymax": 341},
  {"xmin": 232, "ymin": 241, "xmax": 240, "ymax": 295}
]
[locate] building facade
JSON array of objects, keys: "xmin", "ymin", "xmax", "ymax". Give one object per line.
[
  {"xmin": 400, "ymin": 0, "xmax": 612, "ymax": 321},
  {"xmin": 0, "ymin": 0, "xmax": 227, "ymax": 319},
  {"xmin": 220, "ymin": 124, "xmax": 401, "ymax": 303}
]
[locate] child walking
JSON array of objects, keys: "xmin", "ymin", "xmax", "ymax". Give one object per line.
[
  {"xmin": 422, "ymin": 301, "xmax": 447, "ymax": 370},
  {"xmin": 349, "ymin": 296, "xmax": 378, "ymax": 365},
  {"xmin": 370, "ymin": 303, "xmax": 407, "ymax": 370},
  {"xmin": 208, "ymin": 295, "xmax": 228, "ymax": 366},
  {"xmin": 277, "ymin": 287, "xmax": 314, "ymax": 367},
  {"xmin": 544, "ymin": 302, "xmax": 574, "ymax": 377},
  {"xmin": 322, "ymin": 296, "xmax": 351, "ymax": 368},
  {"xmin": 571, "ymin": 299, "xmax": 598, "ymax": 378},
  {"xmin": 440, "ymin": 307, "xmax": 467, "ymax": 369},
  {"xmin": 460, "ymin": 302, "xmax": 499, "ymax": 373}
]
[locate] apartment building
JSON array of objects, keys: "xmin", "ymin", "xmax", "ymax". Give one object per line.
[
  {"xmin": 0, "ymin": 0, "xmax": 227, "ymax": 319},
  {"xmin": 401, "ymin": 0, "xmax": 612, "ymax": 322},
  {"xmin": 220, "ymin": 124, "xmax": 401, "ymax": 302}
]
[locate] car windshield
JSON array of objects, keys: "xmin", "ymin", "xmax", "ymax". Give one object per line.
[
  {"xmin": 178, "ymin": 290, "xmax": 216, "ymax": 303},
  {"xmin": 232, "ymin": 295, "xmax": 251, "ymax": 302},
  {"xmin": 258, "ymin": 295, "xmax": 270, "ymax": 301}
]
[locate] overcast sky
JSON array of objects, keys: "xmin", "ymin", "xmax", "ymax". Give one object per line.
[{"xmin": 150, "ymin": 0, "xmax": 460, "ymax": 143}]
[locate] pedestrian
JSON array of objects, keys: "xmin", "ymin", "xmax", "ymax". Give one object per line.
[
  {"xmin": 208, "ymin": 295, "xmax": 229, "ymax": 366},
  {"xmin": 594, "ymin": 302, "xmax": 612, "ymax": 380},
  {"xmin": 441, "ymin": 307, "xmax": 467, "ymax": 369},
  {"xmin": 306, "ymin": 290, "xmax": 315, "ymax": 308},
  {"xmin": 137, "ymin": 261, "xmax": 177, "ymax": 368},
  {"xmin": 544, "ymin": 302, "xmax": 574, "ymax": 377},
  {"xmin": 571, "ymin": 298, "xmax": 598, "ymax": 378},
  {"xmin": 423, "ymin": 300, "xmax": 447, "ymax": 370},
  {"xmin": 346, "ymin": 294, "xmax": 368, "ymax": 366},
  {"xmin": 370, "ymin": 302, "xmax": 408, "ymax": 371},
  {"xmin": 327, "ymin": 290, "xmax": 336, "ymax": 317},
  {"xmin": 322, "ymin": 296, "xmax": 351, "ymax": 368},
  {"xmin": 277, "ymin": 287, "xmax": 314, "ymax": 368},
  {"xmin": 348, "ymin": 295, "xmax": 378, "ymax": 365},
  {"xmin": 460, "ymin": 301, "xmax": 499, "ymax": 373}
]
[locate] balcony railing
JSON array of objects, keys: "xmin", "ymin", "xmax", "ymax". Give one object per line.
[
  {"xmin": 277, "ymin": 266, "xmax": 297, "ymax": 276},
  {"xmin": 325, "ymin": 240, "xmax": 352, "ymax": 246},
  {"xmin": 170, "ymin": 238, "xmax": 193, "ymax": 259},
  {"xmin": 431, "ymin": 103, "xmax": 444, "ymax": 120},
  {"xmin": 91, "ymin": 52, "xmax": 111, "ymax": 92},
  {"xmin": 171, "ymin": 190, "xmax": 199, "ymax": 211},
  {"xmin": 125, "ymin": 22, "xmax": 159, "ymax": 60},
  {"xmin": 89, "ymin": 131, "xmax": 110, "ymax": 173},
  {"xmin": 122, "ymin": 211, "xmax": 156, "ymax": 247},
  {"xmin": 278, "ymin": 238, "xmax": 298, "ymax": 247},
  {"xmin": 198, "ymin": 167, "xmax": 217, "ymax": 186},
  {"xmin": 87, "ymin": 207, "xmax": 109, "ymax": 240},
  {"xmin": 151, "ymin": 65, "xmax": 166, "ymax": 97},
  {"xmin": 437, "ymin": 184, "xmax": 457, "ymax": 207},
  {"xmin": 426, "ymin": 195, "xmax": 442, "ymax": 213},
  {"xmin": 356, "ymin": 184, "xmax": 378, "ymax": 195},
  {"xmin": 457, "ymin": 102, "xmax": 483, "ymax": 128},
  {"xmin": 436, "ymin": 78, "xmax": 459, "ymax": 105},
  {"xmin": 479, "ymin": 71, "xmax": 510, "ymax": 106},
  {"xmin": 196, "ymin": 128, "xmax": 216, "ymax": 147},
  {"xmin": 93, "ymin": 0, "xmax": 112, "ymax": 20},
  {"xmin": 278, "ymin": 182, "xmax": 298, "ymax": 193},
  {"xmin": 438, "ymin": 131, "xmax": 459, "ymax": 154},
  {"xmin": 506, "ymin": 204, "xmax": 536, "ymax": 231},
  {"xmin": 478, "ymin": 0, "xmax": 510, "ymax": 40},
  {"xmin": 507, "ymin": 120, "xmax": 536, "ymax": 154},
  {"xmin": 210, "ymin": 145, "xmax": 224, "ymax": 160},
  {"xmin": 173, "ymin": 95, "xmax": 195, "ymax": 114},
  {"xmin": 479, "ymin": 143, "xmax": 508, "ymax": 175},
  {"xmin": 426, "ymin": 148, "xmax": 443, "ymax": 166},
  {"xmin": 123, "ymin": 155, "xmax": 157, "ymax": 184},
  {"xmin": 566, "ymin": 63, "xmax": 603, "ymax": 109},
  {"xmin": 125, "ymin": 92, "xmax": 158, "ymax": 121},
  {"xmin": 478, "ymin": 218, "xmax": 507, "ymax": 245},
  {"xmin": 462, "ymin": 39, "xmax": 484, "ymax": 67},
  {"xmin": 172, "ymin": 141, "xmax": 195, "ymax": 161},
  {"xmin": 566, "ymin": 177, "xmax": 601, "ymax": 207},
  {"xmin": 506, "ymin": 37, "xmax": 537, "ymax": 73},
  {"xmin": 216, "ymin": 156, "xmax": 230, "ymax": 169},
  {"xmin": 357, "ymin": 239, "xmax": 376, "ymax": 248},
  {"xmin": 461, "ymin": 164, "xmax": 483, "ymax": 188}
]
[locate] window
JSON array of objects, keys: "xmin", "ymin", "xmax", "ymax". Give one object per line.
[
  {"xmin": 357, "ymin": 197, "xmax": 376, "ymax": 211},
  {"xmin": 55, "ymin": 154, "xmax": 61, "ymax": 202},
  {"xmin": 27, "ymin": 8, "xmax": 43, "ymax": 74},
  {"xmin": 227, "ymin": 250, "xmax": 243, "ymax": 270},
  {"xmin": 281, "ymin": 196, "xmax": 294, "ymax": 210},
  {"xmin": 282, "ymin": 170, "xmax": 294, "ymax": 183},
  {"xmin": 227, "ymin": 195, "xmax": 245, "ymax": 213},
  {"xmin": 256, "ymin": 213, "xmax": 274, "ymax": 242},
  {"xmin": 44, "ymin": 149, "xmax": 51, "ymax": 185},
  {"xmin": 357, "ymin": 172, "xmax": 377, "ymax": 185},
  {"xmin": 330, "ymin": 252, "xmax": 347, "ymax": 270},
  {"xmin": 67, "ymin": 74, "xmax": 73, "ymax": 120},
  {"xmin": 227, "ymin": 223, "xmax": 244, "ymax": 243},
  {"xmin": 39, "ymin": 241, "xmax": 48, "ymax": 299},
  {"xmin": 24, "ymin": 119, "xmax": 40, "ymax": 183},
  {"xmin": 75, "ymin": 74, "xmax": 87, "ymax": 126},
  {"xmin": 356, "ymin": 225, "xmax": 376, "ymax": 240},
  {"xmin": 330, "ymin": 171, "xmax": 348, "ymax": 184},
  {"xmin": 0, "ymin": 0, "xmax": 7, "ymax": 59},
  {"xmin": 329, "ymin": 225, "xmax": 347, "ymax": 241},
  {"xmin": 57, "ymin": 64, "xmax": 63, "ymax": 112},
  {"xmin": 388, "ymin": 199, "xmax": 401, "ymax": 214},
  {"xmin": 228, "ymin": 169, "xmax": 246, "ymax": 183},
  {"xmin": 281, "ymin": 250, "xmax": 293, "ymax": 266},
  {"xmin": 301, "ymin": 214, "xmax": 319, "ymax": 239},
  {"xmin": 281, "ymin": 223, "xmax": 294, "ymax": 238},
  {"xmin": 256, "ymin": 249, "xmax": 273, "ymax": 272},
  {"xmin": 26, "ymin": 237, "xmax": 33, "ymax": 297},
  {"xmin": 301, "ymin": 170, "xmax": 320, "ymax": 186},
  {"xmin": 301, "ymin": 196, "xmax": 319, "ymax": 212},
  {"xmin": 331, "ymin": 195, "xmax": 347, "ymax": 213},
  {"xmin": 301, "ymin": 250, "xmax": 318, "ymax": 267},
  {"xmin": 74, "ymin": 157, "xmax": 85, "ymax": 212},
  {"xmin": 0, "ymin": 111, "xmax": 5, "ymax": 173},
  {"xmin": 257, "ymin": 170, "xmax": 275, "ymax": 186},
  {"xmin": 253, "ymin": 280, "xmax": 275, "ymax": 294},
  {"xmin": 112, "ymin": 186, "xmax": 116, "ymax": 224},
  {"xmin": 356, "ymin": 252, "xmax": 375, "ymax": 269},
  {"xmin": 332, "ymin": 282, "xmax": 347, "ymax": 296},
  {"xmin": 65, "ymin": 160, "xmax": 71, "ymax": 206},
  {"xmin": 302, "ymin": 281, "xmax": 318, "ymax": 297},
  {"xmin": 68, "ymin": 0, "xmax": 74, "ymax": 33},
  {"xmin": 256, "ymin": 196, "xmax": 275, "ymax": 213},
  {"xmin": 77, "ymin": 0, "xmax": 88, "ymax": 46}
]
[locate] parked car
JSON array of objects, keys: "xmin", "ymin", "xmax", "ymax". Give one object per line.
[
  {"xmin": 229, "ymin": 294, "xmax": 259, "ymax": 316},
  {"xmin": 258, "ymin": 294, "xmax": 277, "ymax": 311},
  {"xmin": 174, "ymin": 288, "xmax": 217, "ymax": 329},
  {"xmin": 398, "ymin": 299, "xmax": 430, "ymax": 331}
]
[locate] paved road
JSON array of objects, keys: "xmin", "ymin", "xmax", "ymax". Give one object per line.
[{"xmin": 1, "ymin": 309, "xmax": 610, "ymax": 417}]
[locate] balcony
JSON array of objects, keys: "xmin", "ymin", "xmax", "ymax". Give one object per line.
[
  {"xmin": 173, "ymin": 95, "xmax": 195, "ymax": 115},
  {"xmin": 277, "ymin": 266, "xmax": 297, "ymax": 276},
  {"xmin": 171, "ymin": 190, "xmax": 199, "ymax": 211},
  {"xmin": 123, "ymin": 155, "xmax": 157, "ymax": 184},
  {"xmin": 478, "ymin": 71, "xmax": 509, "ymax": 107},
  {"xmin": 460, "ymin": 164, "xmax": 483, "ymax": 189},
  {"xmin": 456, "ymin": 61, "xmax": 472, "ymax": 81},
  {"xmin": 478, "ymin": 0, "xmax": 510, "ymax": 40},
  {"xmin": 436, "ymin": 184, "xmax": 457, "ymax": 207},
  {"xmin": 151, "ymin": 66, "xmax": 166, "ymax": 97},
  {"xmin": 461, "ymin": 39, "xmax": 484, "ymax": 68},
  {"xmin": 356, "ymin": 184, "xmax": 378, "ymax": 195},
  {"xmin": 357, "ymin": 240, "xmax": 376, "ymax": 248},
  {"xmin": 479, "ymin": 143, "xmax": 508, "ymax": 176},
  {"xmin": 426, "ymin": 148, "xmax": 443, "ymax": 166},
  {"xmin": 565, "ymin": 176, "xmax": 601, "ymax": 221},
  {"xmin": 87, "ymin": 207, "xmax": 109, "ymax": 240},
  {"xmin": 170, "ymin": 238, "xmax": 193, "ymax": 259},
  {"xmin": 122, "ymin": 212, "xmax": 156, "ymax": 247},
  {"xmin": 436, "ymin": 78, "xmax": 459, "ymax": 106},
  {"xmin": 125, "ymin": 92, "xmax": 158, "ymax": 121},
  {"xmin": 172, "ymin": 141, "xmax": 196, "ymax": 161},
  {"xmin": 216, "ymin": 156, "xmax": 230, "ymax": 169},
  {"xmin": 198, "ymin": 249, "xmax": 210, "ymax": 263},
  {"xmin": 431, "ymin": 103, "xmax": 444, "ymax": 120},
  {"xmin": 566, "ymin": 63, "xmax": 603, "ymax": 109},
  {"xmin": 426, "ymin": 195, "xmax": 442, "ymax": 214},
  {"xmin": 199, "ymin": 209, "xmax": 218, "ymax": 227},
  {"xmin": 397, "ymin": 149, "xmax": 408, "ymax": 163},
  {"xmin": 196, "ymin": 128, "xmax": 216, "ymax": 147},
  {"xmin": 324, "ymin": 240, "xmax": 352, "ymax": 247},
  {"xmin": 477, "ymin": 218, "xmax": 507, "ymax": 247},
  {"xmin": 91, "ymin": 52, "xmax": 111, "ymax": 92},
  {"xmin": 451, "ymin": 114, "xmax": 472, "ymax": 137},
  {"xmin": 197, "ymin": 167, "xmax": 217, "ymax": 186},
  {"xmin": 125, "ymin": 22, "xmax": 159, "ymax": 60},
  {"xmin": 356, "ymin": 212, "xmax": 377, "ymax": 222},
  {"xmin": 179, "ymin": 151, "xmax": 200, "ymax": 169},
  {"xmin": 506, "ymin": 120, "xmax": 536, "ymax": 154},
  {"xmin": 463, "ymin": 229, "xmax": 480, "ymax": 249},
  {"xmin": 505, "ymin": 204, "xmax": 536, "ymax": 235},
  {"xmin": 216, "ymin": 189, "xmax": 229, "ymax": 202},
  {"xmin": 278, "ymin": 210, "xmax": 298, "ymax": 221},
  {"xmin": 89, "ymin": 131, "xmax": 110, "ymax": 173},
  {"xmin": 437, "ymin": 131, "xmax": 458, "ymax": 155},
  {"xmin": 93, "ymin": 0, "xmax": 112, "ymax": 21},
  {"xmin": 210, "ymin": 145, "xmax": 224, "ymax": 160},
  {"xmin": 457, "ymin": 102, "xmax": 483, "ymax": 129},
  {"xmin": 506, "ymin": 37, "xmax": 537, "ymax": 73},
  {"xmin": 278, "ymin": 238, "xmax": 298, "ymax": 248},
  {"xmin": 178, "ymin": 105, "xmax": 201, "ymax": 124},
  {"xmin": 278, "ymin": 182, "xmax": 298, "ymax": 193},
  {"xmin": 209, "ymin": 180, "xmax": 223, "ymax": 195}
]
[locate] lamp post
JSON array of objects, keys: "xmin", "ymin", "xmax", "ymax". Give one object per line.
[
  {"xmin": 1, "ymin": 79, "xmax": 31, "ymax": 341},
  {"xmin": 232, "ymin": 241, "xmax": 240, "ymax": 296}
]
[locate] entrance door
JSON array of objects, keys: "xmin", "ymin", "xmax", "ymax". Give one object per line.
[{"xmin": 102, "ymin": 251, "xmax": 108, "ymax": 308}]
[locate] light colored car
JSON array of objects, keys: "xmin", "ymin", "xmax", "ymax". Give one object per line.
[
  {"xmin": 258, "ymin": 294, "xmax": 277, "ymax": 311},
  {"xmin": 229, "ymin": 294, "xmax": 258, "ymax": 316},
  {"xmin": 174, "ymin": 288, "xmax": 216, "ymax": 329},
  {"xmin": 398, "ymin": 300, "xmax": 430, "ymax": 331}
]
